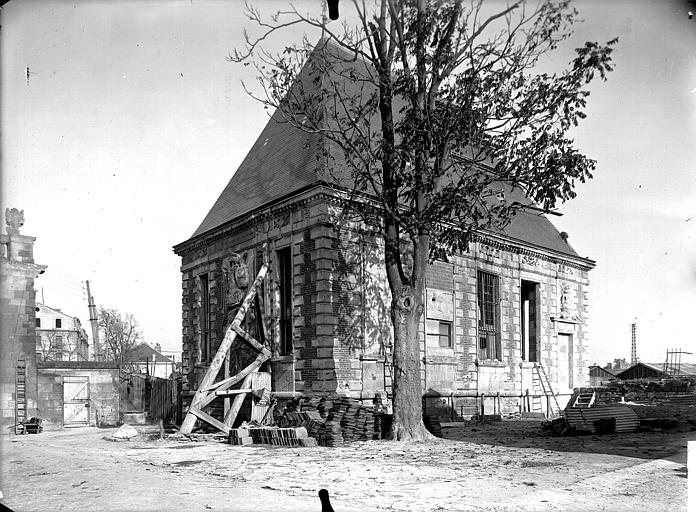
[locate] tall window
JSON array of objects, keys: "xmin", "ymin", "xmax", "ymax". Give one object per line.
[
  {"xmin": 521, "ymin": 280, "xmax": 539, "ymax": 362},
  {"xmin": 199, "ymin": 273, "xmax": 211, "ymax": 363},
  {"xmin": 35, "ymin": 318, "xmax": 41, "ymax": 328},
  {"xmin": 477, "ymin": 270, "xmax": 501, "ymax": 360},
  {"xmin": 55, "ymin": 318, "xmax": 62, "ymax": 328},
  {"xmin": 437, "ymin": 321, "xmax": 452, "ymax": 348},
  {"xmin": 277, "ymin": 247, "xmax": 293, "ymax": 356}
]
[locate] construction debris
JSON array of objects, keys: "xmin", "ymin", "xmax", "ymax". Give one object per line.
[{"xmin": 111, "ymin": 424, "xmax": 138, "ymax": 440}]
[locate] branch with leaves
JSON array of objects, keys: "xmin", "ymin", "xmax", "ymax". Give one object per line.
[{"xmin": 229, "ymin": 0, "xmax": 617, "ymax": 441}]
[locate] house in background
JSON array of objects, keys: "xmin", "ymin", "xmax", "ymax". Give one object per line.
[
  {"xmin": 603, "ymin": 358, "xmax": 631, "ymax": 373},
  {"xmin": 35, "ymin": 303, "xmax": 89, "ymax": 362},
  {"xmin": 126, "ymin": 343, "xmax": 175, "ymax": 379},
  {"xmin": 615, "ymin": 362, "xmax": 696, "ymax": 380},
  {"xmin": 588, "ymin": 364, "xmax": 615, "ymax": 387},
  {"xmin": 173, "ymin": 41, "xmax": 595, "ymax": 421}
]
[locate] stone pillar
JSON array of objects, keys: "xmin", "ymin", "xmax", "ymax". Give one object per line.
[{"xmin": 0, "ymin": 208, "xmax": 46, "ymax": 432}]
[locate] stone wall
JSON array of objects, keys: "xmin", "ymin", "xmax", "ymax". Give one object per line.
[
  {"xmin": 37, "ymin": 362, "xmax": 120, "ymax": 430},
  {"xmin": 0, "ymin": 229, "xmax": 46, "ymax": 432},
  {"xmin": 176, "ymin": 188, "xmax": 593, "ymax": 417}
]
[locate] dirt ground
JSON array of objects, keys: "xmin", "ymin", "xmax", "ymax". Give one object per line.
[{"xmin": 0, "ymin": 420, "xmax": 691, "ymax": 512}]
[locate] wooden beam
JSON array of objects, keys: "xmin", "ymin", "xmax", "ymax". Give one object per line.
[
  {"xmin": 215, "ymin": 389, "xmax": 253, "ymax": 396},
  {"xmin": 223, "ymin": 373, "xmax": 254, "ymax": 428},
  {"xmin": 179, "ymin": 260, "xmax": 269, "ymax": 434},
  {"xmin": 198, "ymin": 355, "xmax": 268, "ymax": 409},
  {"xmin": 232, "ymin": 324, "xmax": 272, "ymax": 358},
  {"xmin": 201, "ymin": 351, "xmax": 269, "ymax": 393},
  {"xmin": 190, "ymin": 407, "xmax": 230, "ymax": 434},
  {"xmin": 223, "ymin": 352, "xmax": 230, "ymax": 418}
]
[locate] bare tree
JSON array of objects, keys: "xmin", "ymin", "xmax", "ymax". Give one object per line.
[
  {"xmin": 98, "ymin": 307, "xmax": 142, "ymax": 364},
  {"xmin": 231, "ymin": 0, "xmax": 617, "ymax": 441},
  {"xmin": 37, "ymin": 328, "xmax": 88, "ymax": 362}
]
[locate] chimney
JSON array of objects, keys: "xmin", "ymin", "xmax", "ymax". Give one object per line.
[{"xmin": 155, "ymin": 343, "xmax": 162, "ymax": 354}]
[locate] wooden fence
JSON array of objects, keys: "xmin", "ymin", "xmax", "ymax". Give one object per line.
[{"xmin": 120, "ymin": 371, "xmax": 179, "ymax": 422}]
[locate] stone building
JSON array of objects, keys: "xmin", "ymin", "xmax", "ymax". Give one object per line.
[
  {"xmin": 174, "ymin": 47, "xmax": 595, "ymax": 419},
  {"xmin": 35, "ymin": 303, "xmax": 90, "ymax": 362},
  {"xmin": 0, "ymin": 208, "xmax": 46, "ymax": 431}
]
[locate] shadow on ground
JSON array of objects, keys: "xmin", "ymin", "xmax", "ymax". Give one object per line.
[{"xmin": 440, "ymin": 419, "xmax": 694, "ymax": 463}]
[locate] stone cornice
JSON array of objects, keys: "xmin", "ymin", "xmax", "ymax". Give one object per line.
[
  {"xmin": 0, "ymin": 258, "xmax": 46, "ymax": 276},
  {"xmin": 174, "ymin": 186, "xmax": 595, "ymax": 270}
]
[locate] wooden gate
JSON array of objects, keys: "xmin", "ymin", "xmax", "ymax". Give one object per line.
[
  {"xmin": 149, "ymin": 376, "xmax": 177, "ymax": 421},
  {"xmin": 63, "ymin": 376, "xmax": 90, "ymax": 427}
]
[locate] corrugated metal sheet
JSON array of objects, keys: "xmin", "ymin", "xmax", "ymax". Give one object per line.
[{"xmin": 564, "ymin": 405, "xmax": 639, "ymax": 433}]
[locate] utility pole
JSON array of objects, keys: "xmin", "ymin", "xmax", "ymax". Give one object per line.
[
  {"xmin": 86, "ymin": 280, "xmax": 101, "ymax": 361},
  {"xmin": 630, "ymin": 321, "xmax": 637, "ymax": 366}
]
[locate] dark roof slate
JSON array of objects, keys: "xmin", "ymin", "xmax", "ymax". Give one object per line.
[
  {"xmin": 186, "ymin": 41, "xmax": 586, "ymax": 262},
  {"xmin": 192, "ymin": 109, "xmax": 324, "ymax": 237},
  {"xmin": 127, "ymin": 343, "xmax": 173, "ymax": 364}
]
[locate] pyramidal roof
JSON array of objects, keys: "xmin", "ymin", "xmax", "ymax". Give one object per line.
[{"xmin": 184, "ymin": 40, "xmax": 587, "ymax": 263}]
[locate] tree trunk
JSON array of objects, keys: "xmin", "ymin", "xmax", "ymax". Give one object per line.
[{"xmin": 388, "ymin": 287, "xmax": 433, "ymax": 441}]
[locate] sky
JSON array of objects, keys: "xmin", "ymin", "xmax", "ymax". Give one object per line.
[{"xmin": 2, "ymin": 0, "xmax": 695, "ymax": 366}]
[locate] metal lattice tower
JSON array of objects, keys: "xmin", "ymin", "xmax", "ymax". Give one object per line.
[{"xmin": 630, "ymin": 322, "xmax": 637, "ymax": 366}]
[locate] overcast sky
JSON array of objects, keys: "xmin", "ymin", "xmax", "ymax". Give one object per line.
[{"xmin": 2, "ymin": 0, "xmax": 695, "ymax": 366}]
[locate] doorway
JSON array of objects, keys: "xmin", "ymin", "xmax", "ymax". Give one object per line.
[
  {"xmin": 521, "ymin": 280, "xmax": 539, "ymax": 362},
  {"xmin": 63, "ymin": 376, "xmax": 89, "ymax": 427},
  {"xmin": 557, "ymin": 334, "xmax": 573, "ymax": 390}
]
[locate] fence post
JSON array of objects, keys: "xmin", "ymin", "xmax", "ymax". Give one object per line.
[
  {"xmin": 480, "ymin": 393, "xmax": 485, "ymax": 420},
  {"xmin": 525, "ymin": 389, "xmax": 530, "ymax": 412}
]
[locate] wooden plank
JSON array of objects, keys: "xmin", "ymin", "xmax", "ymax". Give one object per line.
[
  {"xmin": 215, "ymin": 389, "xmax": 253, "ymax": 396},
  {"xmin": 180, "ymin": 260, "xmax": 269, "ymax": 434},
  {"xmin": 201, "ymin": 351, "xmax": 270, "ymax": 393},
  {"xmin": 190, "ymin": 408, "xmax": 230, "ymax": 434},
  {"xmin": 197, "ymin": 355, "xmax": 269, "ymax": 410},
  {"xmin": 223, "ymin": 352, "xmax": 230, "ymax": 418},
  {"xmin": 223, "ymin": 373, "xmax": 254, "ymax": 428},
  {"xmin": 232, "ymin": 324, "xmax": 272, "ymax": 358}
]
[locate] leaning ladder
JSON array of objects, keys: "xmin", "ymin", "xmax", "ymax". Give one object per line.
[
  {"xmin": 15, "ymin": 358, "xmax": 27, "ymax": 434},
  {"xmin": 532, "ymin": 363, "xmax": 561, "ymax": 418},
  {"xmin": 179, "ymin": 247, "xmax": 271, "ymax": 435}
]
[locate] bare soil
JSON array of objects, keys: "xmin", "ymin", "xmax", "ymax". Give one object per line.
[{"xmin": 1, "ymin": 420, "xmax": 691, "ymax": 511}]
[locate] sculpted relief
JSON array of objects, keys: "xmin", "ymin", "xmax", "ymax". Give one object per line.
[
  {"xmin": 222, "ymin": 251, "xmax": 251, "ymax": 307},
  {"xmin": 558, "ymin": 281, "xmax": 579, "ymax": 322}
]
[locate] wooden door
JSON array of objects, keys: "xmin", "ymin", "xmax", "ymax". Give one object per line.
[
  {"xmin": 557, "ymin": 334, "xmax": 573, "ymax": 391},
  {"xmin": 63, "ymin": 376, "xmax": 90, "ymax": 427}
]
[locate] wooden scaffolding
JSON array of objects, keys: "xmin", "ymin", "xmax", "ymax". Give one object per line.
[{"xmin": 179, "ymin": 248, "xmax": 272, "ymax": 435}]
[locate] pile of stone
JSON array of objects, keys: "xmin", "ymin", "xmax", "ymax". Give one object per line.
[
  {"xmin": 281, "ymin": 396, "xmax": 380, "ymax": 446},
  {"xmin": 228, "ymin": 426, "xmax": 317, "ymax": 447}
]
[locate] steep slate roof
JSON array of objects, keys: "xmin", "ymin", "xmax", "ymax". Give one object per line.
[
  {"xmin": 187, "ymin": 41, "xmax": 586, "ymax": 262},
  {"xmin": 192, "ymin": 108, "xmax": 325, "ymax": 238},
  {"xmin": 127, "ymin": 343, "xmax": 173, "ymax": 364}
]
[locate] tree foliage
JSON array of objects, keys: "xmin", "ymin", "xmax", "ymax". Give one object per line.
[
  {"xmin": 98, "ymin": 307, "xmax": 142, "ymax": 364},
  {"xmin": 231, "ymin": 0, "xmax": 617, "ymax": 440}
]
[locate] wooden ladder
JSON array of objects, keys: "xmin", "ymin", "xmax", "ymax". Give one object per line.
[
  {"xmin": 15, "ymin": 358, "xmax": 27, "ymax": 434},
  {"xmin": 179, "ymin": 247, "xmax": 271, "ymax": 435},
  {"xmin": 532, "ymin": 363, "xmax": 561, "ymax": 418},
  {"xmin": 573, "ymin": 391, "xmax": 596, "ymax": 408}
]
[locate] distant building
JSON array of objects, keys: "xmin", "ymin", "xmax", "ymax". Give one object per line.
[
  {"xmin": 0, "ymin": 208, "xmax": 46, "ymax": 431},
  {"xmin": 35, "ymin": 303, "xmax": 89, "ymax": 362},
  {"xmin": 604, "ymin": 358, "xmax": 631, "ymax": 372},
  {"xmin": 588, "ymin": 364, "xmax": 615, "ymax": 386},
  {"xmin": 126, "ymin": 343, "xmax": 176, "ymax": 379},
  {"xmin": 615, "ymin": 362, "xmax": 696, "ymax": 380}
]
